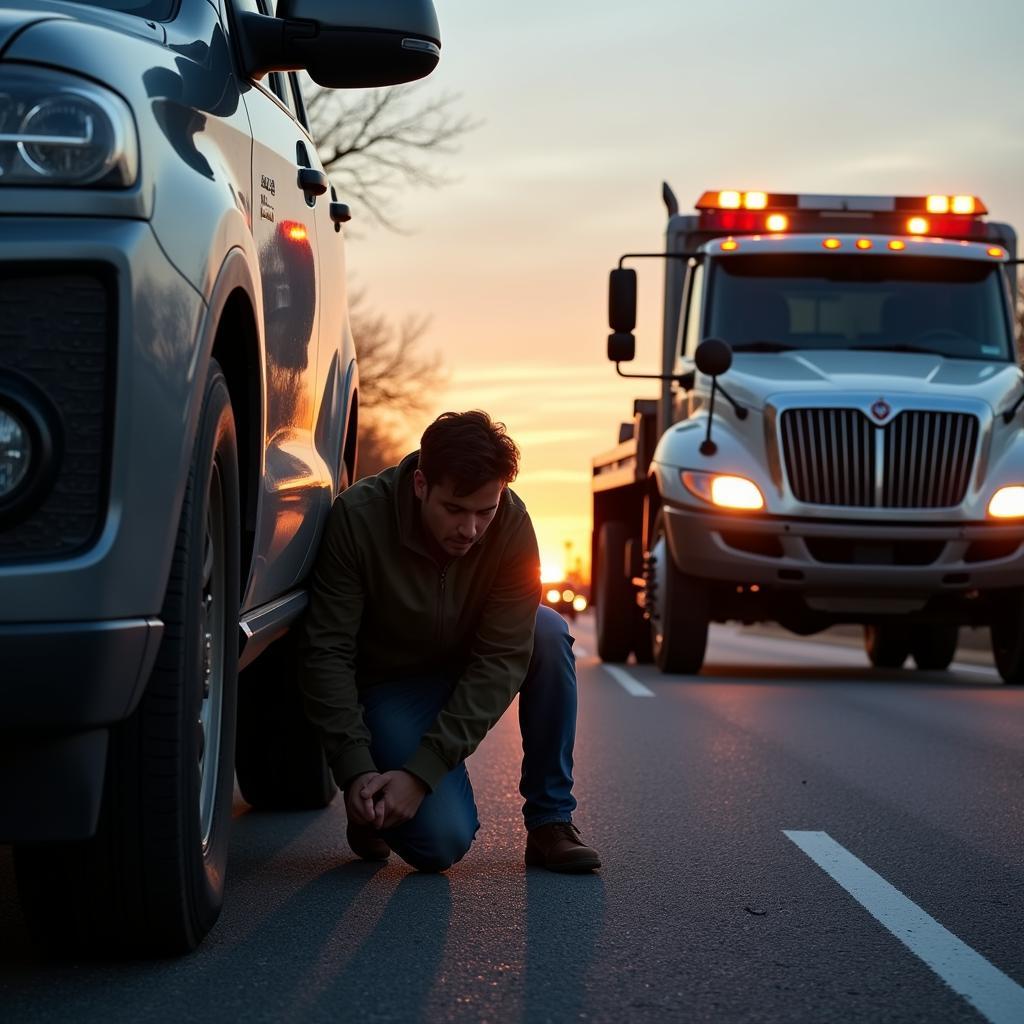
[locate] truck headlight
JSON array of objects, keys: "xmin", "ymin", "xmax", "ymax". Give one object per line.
[
  {"xmin": 988, "ymin": 486, "xmax": 1024, "ymax": 519},
  {"xmin": 682, "ymin": 470, "xmax": 765, "ymax": 511},
  {"xmin": 0, "ymin": 406, "xmax": 31, "ymax": 497},
  {"xmin": 0, "ymin": 67, "xmax": 137, "ymax": 187}
]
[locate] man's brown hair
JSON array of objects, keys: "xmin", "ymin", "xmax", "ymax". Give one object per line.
[{"xmin": 418, "ymin": 410, "xmax": 520, "ymax": 495}]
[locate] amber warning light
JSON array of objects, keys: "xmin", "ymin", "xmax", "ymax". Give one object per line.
[{"xmin": 282, "ymin": 222, "xmax": 309, "ymax": 242}]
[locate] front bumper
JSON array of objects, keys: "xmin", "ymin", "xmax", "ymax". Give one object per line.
[
  {"xmin": 663, "ymin": 502, "xmax": 1024, "ymax": 609},
  {"xmin": 0, "ymin": 617, "xmax": 162, "ymax": 841},
  {"xmin": 0, "ymin": 218, "xmax": 205, "ymax": 624}
]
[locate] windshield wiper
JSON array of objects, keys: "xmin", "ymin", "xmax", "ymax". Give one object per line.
[{"xmin": 731, "ymin": 340, "xmax": 798, "ymax": 352}]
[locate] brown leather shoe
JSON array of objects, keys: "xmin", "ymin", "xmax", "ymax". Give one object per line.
[
  {"xmin": 346, "ymin": 822, "xmax": 391, "ymax": 862},
  {"xmin": 525, "ymin": 822, "xmax": 601, "ymax": 872}
]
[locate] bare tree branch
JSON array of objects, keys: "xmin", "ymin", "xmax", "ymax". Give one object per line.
[
  {"xmin": 349, "ymin": 292, "xmax": 449, "ymax": 477},
  {"xmin": 303, "ymin": 80, "xmax": 481, "ymax": 230}
]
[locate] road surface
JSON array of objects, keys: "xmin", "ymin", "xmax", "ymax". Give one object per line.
[{"xmin": 2, "ymin": 617, "xmax": 1021, "ymax": 1023}]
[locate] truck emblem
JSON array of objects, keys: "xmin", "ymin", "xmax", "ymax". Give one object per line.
[{"xmin": 871, "ymin": 399, "xmax": 892, "ymax": 421}]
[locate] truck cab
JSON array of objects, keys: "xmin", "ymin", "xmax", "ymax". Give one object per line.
[{"xmin": 592, "ymin": 187, "xmax": 1024, "ymax": 682}]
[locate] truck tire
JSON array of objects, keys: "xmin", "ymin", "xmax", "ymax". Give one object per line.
[
  {"xmin": 863, "ymin": 625, "xmax": 910, "ymax": 669},
  {"xmin": 990, "ymin": 590, "xmax": 1024, "ymax": 684},
  {"xmin": 648, "ymin": 511, "xmax": 708, "ymax": 674},
  {"xmin": 595, "ymin": 521, "xmax": 635, "ymax": 662},
  {"xmin": 236, "ymin": 628, "xmax": 337, "ymax": 809},
  {"xmin": 910, "ymin": 625, "xmax": 958, "ymax": 671},
  {"xmin": 14, "ymin": 361, "xmax": 240, "ymax": 956}
]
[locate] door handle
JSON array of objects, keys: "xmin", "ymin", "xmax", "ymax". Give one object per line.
[{"xmin": 297, "ymin": 168, "xmax": 328, "ymax": 197}]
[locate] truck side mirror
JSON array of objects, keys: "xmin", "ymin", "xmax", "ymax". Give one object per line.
[
  {"xmin": 242, "ymin": 0, "xmax": 441, "ymax": 88},
  {"xmin": 695, "ymin": 337, "xmax": 733, "ymax": 377},
  {"xmin": 608, "ymin": 269, "xmax": 637, "ymax": 332},
  {"xmin": 608, "ymin": 332, "xmax": 636, "ymax": 362}
]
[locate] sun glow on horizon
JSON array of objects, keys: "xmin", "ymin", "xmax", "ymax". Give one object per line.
[{"xmin": 540, "ymin": 557, "xmax": 566, "ymax": 583}]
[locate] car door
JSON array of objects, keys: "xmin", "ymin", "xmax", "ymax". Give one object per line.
[{"xmin": 228, "ymin": 0, "xmax": 326, "ymax": 608}]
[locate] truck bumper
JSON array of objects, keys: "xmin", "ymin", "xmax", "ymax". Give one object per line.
[
  {"xmin": 663, "ymin": 502, "xmax": 1024, "ymax": 614},
  {"xmin": 0, "ymin": 618, "xmax": 162, "ymax": 841}
]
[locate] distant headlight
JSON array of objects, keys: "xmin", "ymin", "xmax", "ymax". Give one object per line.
[
  {"xmin": 0, "ymin": 66, "xmax": 137, "ymax": 187},
  {"xmin": 682, "ymin": 470, "xmax": 765, "ymax": 511},
  {"xmin": 572, "ymin": 595, "xmax": 588, "ymax": 612},
  {"xmin": 988, "ymin": 486, "xmax": 1024, "ymax": 519},
  {"xmin": 545, "ymin": 588, "xmax": 561, "ymax": 604}
]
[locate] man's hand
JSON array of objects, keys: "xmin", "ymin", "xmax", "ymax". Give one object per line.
[
  {"xmin": 359, "ymin": 770, "xmax": 429, "ymax": 830},
  {"xmin": 344, "ymin": 771, "xmax": 383, "ymax": 825}
]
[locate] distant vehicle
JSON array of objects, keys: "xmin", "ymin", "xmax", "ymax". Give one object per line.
[
  {"xmin": 543, "ymin": 581, "xmax": 589, "ymax": 620},
  {"xmin": 0, "ymin": 0, "xmax": 441, "ymax": 955},
  {"xmin": 592, "ymin": 185, "xmax": 1024, "ymax": 682}
]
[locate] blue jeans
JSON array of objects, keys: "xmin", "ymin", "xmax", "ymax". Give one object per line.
[{"xmin": 360, "ymin": 606, "xmax": 578, "ymax": 871}]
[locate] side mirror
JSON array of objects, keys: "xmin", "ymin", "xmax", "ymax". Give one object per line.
[
  {"xmin": 608, "ymin": 268, "xmax": 637, "ymax": 332},
  {"xmin": 695, "ymin": 337, "xmax": 733, "ymax": 377},
  {"xmin": 608, "ymin": 332, "xmax": 636, "ymax": 363},
  {"xmin": 241, "ymin": 0, "xmax": 441, "ymax": 89}
]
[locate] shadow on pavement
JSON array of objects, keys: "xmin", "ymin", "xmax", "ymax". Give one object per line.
[{"xmin": 522, "ymin": 868, "xmax": 605, "ymax": 1023}]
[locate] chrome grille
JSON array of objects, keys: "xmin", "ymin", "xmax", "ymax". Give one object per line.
[
  {"xmin": 780, "ymin": 408, "xmax": 978, "ymax": 508},
  {"xmin": 781, "ymin": 409, "xmax": 876, "ymax": 507}
]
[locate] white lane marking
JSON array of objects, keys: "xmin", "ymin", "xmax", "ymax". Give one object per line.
[
  {"xmin": 784, "ymin": 830, "xmax": 1024, "ymax": 1024},
  {"xmin": 601, "ymin": 664, "xmax": 655, "ymax": 697},
  {"xmin": 573, "ymin": 645, "xmax": 590, "ymax": 659}
]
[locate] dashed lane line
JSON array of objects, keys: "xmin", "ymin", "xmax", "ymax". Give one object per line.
[
  {"xmin": 784, "ymin": 830, "xmax": 1024, "ymax": 1024},
  {"xmin": 601, "ymin": 664, "xmax": 655, "ymax": 697}
]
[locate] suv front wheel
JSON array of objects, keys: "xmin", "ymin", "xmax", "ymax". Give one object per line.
[{"xmin": 15, "ymin": 360, "xmax": 240, "ymax": 955}]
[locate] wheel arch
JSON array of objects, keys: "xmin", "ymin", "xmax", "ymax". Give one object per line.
[{"xmin": 202, "ymin": 249, "xmax": 265, "ymax": 597}]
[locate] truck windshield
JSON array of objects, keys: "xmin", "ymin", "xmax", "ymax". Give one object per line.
[
  {"xmin": 705, "ymin": 254, "xmax": 1013, "ymax": 361},
  {"xmin": 59, "ymin": 0, "xmax": 177, "ymax": 19}
]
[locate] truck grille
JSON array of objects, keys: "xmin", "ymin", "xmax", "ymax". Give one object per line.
[
  {"xmin": 0, "ymin": 270, "xmax": 114, "ymax": 560},
  {"xmin": 780, "ymin": 408, "xmax": 979, "ymax": 508}
]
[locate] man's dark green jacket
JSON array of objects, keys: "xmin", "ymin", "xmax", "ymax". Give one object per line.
[{"xmin": 300, "ymin": 452, "xmax": 541, "ymax": 792}]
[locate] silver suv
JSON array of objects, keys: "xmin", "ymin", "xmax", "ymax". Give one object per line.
[{"xmin": 0, "ymin": 0, "xmax": 441, "ymax": 954}]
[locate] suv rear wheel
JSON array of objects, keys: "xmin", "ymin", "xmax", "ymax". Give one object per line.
[
  {"xmin": 236, "ymin": 629, "xmax": 337, "ymax": 809},
  {"xmin": 15, "ymin": 360, "xmax": 240, "ymax": 955}
]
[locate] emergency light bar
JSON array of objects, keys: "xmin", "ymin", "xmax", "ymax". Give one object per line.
[
  {"xmin": 696, "ymin": 191, "xmax": 988, "ymax": 215},
  {"xmin": 694, "ymin": 190, "xmax": 990, "ymax": 242}
]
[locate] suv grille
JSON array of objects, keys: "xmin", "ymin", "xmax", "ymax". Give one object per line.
[
  {"xmin": 780, "ymin": 408, "xmax": 979, "ymax": 508},
  {"xmin": 0, "ymin": 271, "xmax": 114, "ymax": 560}
]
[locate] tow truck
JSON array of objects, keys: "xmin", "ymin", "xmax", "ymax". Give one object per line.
[{"xmin": 591, "ymin": 186, "xmax": 1024, "ymax": 682}]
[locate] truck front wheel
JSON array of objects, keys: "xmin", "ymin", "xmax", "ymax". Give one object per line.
[
  {"xmin": 648, "ymin": 512, "xmax": 708, "ymax": 674},
  {"xmin": 910, "ymin": 625, "xmax": 958, "ymax": 671},
  {"xmin": 863, "ymin": 625, "xmax": 910, "ymax": 669},
  {"xmin": 15, "ymin": 360, "xmax": 240, "ymax": 955},
  {"xmin": 990, "ymin": 591, "xmax": 1024, "ymax": 684}
]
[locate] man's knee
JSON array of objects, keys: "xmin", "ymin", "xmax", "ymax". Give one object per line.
[
  {"xmin": 534, "ymin": 605, "xmax": 571, "ymax": 655},
  {"xmin": 396, "ymin": 816, "xmax": 477, "ymax": 873}
]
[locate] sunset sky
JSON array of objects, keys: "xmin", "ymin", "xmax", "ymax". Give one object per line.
[{"xmin": 348, "ymin": 0, "xmax": 1024, "ymax": 581}]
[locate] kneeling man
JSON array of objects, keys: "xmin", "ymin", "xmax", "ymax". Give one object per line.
[{"xmin": 300, "ymin": 410, "xmax": 600, "ymax": 873}]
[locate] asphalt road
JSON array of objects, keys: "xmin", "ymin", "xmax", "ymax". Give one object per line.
[{"xmin": 1, "ymin": 616, "xmax": 1022, "ymax": 1023}]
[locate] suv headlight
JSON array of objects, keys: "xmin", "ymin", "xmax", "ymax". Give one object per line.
[{"xmin": 0, "ymin": 66, "xmax": 137, "ymax": 187}]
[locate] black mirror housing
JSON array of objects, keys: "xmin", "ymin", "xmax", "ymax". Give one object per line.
[
  {"xmin": 608, "ymin": 269, "xmax": 637, "ymax": 333},
  {"xmin": 608, "ymin": 332, "xmax": 636, "ymax": 363},
  {"xmin": 695, "ymin": 337, "xmax": 733, "ymax": 377},
  {"xmin": 242, "ymin": 0, "xmax": 441, "ymax": 89}
]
